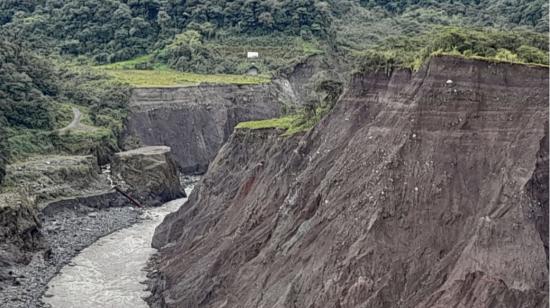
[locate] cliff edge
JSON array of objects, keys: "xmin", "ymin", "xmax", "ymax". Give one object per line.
[{"xmin": 150, "ymin": 56, "xmax": 549, "ymax": 308}]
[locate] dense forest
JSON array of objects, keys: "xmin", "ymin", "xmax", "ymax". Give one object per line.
[
  {"xmin": 1, "ymin": 0, "xmax": 332, "ymax": 62},
  {"xmin": 0, "ymin": 0, "xmax": 548, "ymax": 166},
  {"xmin": 0, "ymin": 37, "xmax": 130, "ymax": 163},
  {"xmin": 1, "ymin": 0, "xmax": 547, "ymax": 63}
]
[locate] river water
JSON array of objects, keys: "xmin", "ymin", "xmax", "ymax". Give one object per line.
[{"xmin": 42, "ymin": 190, "xmax": 191, "ymax": 307}]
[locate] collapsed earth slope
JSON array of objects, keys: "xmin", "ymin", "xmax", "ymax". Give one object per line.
[{"xmin": 150, "ymin": 56, "xmax": 549, "ymax": 308}]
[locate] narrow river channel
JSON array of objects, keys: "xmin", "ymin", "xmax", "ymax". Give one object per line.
[{"xmin": 42, "ymin": 185, "xmax": 193, "ymax": 307}]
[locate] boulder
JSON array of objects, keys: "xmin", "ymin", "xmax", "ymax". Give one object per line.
[{"xmin": 112, "ymin": 146, "xmax": 184, "ymax": 206}]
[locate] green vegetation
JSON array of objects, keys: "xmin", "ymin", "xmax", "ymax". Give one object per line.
[
  {"xmin": 236, "ymin": 116, "xmax": 300, "ymax": 131},
  {"xmin": 2, "ymin": 0, "xmax": 546, "ymax": 66},
  {"xmin": 96, "ymin": 32, "xmax": 322, "ymax": 77},
  {"xmin": 333, "ymin": 0, "xmax": 548, "ymax": 50},
  {"xmin": 99, "ymin": 68, "xmax": 270, "ymax": 87},
  {"xmin": 354, "ymin": 27, "xmax": 549, "ymax": 72},
  {"xmin": 1, "ymin": 0, "xmax": 331, "ymax": 63},
  {"xmin": 5, "ymin": 127, "xmax": 117, "ymax": 162},
  {"xmin": 236, "ymin": 109, "xmax": 326, "ymax": 136},
  {"xmin": 236, "ymin": 114, "xmax": 319, "ymax": 136},
  {"xmin": 52, "ymin": 103, "xmax": 94, "ymax": 128},
  {"xmin": 0, "ymin": 39, "xmax": 130, "ymax": 164},
  {"xmin": 154, "ymin": 32, "xmax": 322, "ymax": 74}
]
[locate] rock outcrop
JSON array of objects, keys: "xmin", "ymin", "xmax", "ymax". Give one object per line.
[
  {"xmin": 112, "ymin": 146, "xmax": 184, "ymax": 206},
  {"xmin": 150, "ymin": 56, "xmax": 549, "ymax": 308},
  {"xmin": 123, "ymin": 83, "xmax": 290, "ymax": 174}
]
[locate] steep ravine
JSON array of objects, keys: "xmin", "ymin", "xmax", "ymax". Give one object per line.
[
  {"xmin": 150, "ymin": 55, "xmax": 549, "ymax": 308},
  {"xmin": 123, "ymin": 83, "xmax": 293, "ymax": 174}
]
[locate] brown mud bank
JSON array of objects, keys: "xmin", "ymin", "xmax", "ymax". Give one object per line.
[{"xmin": 149, "ymin": 56, "xmax": 549, "ymax": 308}]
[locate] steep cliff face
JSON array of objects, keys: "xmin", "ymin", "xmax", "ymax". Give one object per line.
[
  {"xmin": 150, "ymin": 56, "xmax": 549, "ymax": 308},
  {"xmin": 123, "ymin": 83, "xmax": 289, "ymax": 174}
]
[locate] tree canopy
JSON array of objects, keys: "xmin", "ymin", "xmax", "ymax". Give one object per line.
[{"xmin": 1, "ymin": 0, "xmax": 547, "ymax": 63}]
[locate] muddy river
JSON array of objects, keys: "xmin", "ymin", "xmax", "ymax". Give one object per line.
[{"xmin": 42, "ymin": 190, "xmax": 191, "ymax": 307}]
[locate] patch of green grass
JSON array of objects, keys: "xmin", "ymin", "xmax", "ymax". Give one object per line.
[
  {"xmin": 236, "ymin": 115, "xmax": 300, "ymax": 130},
  {"xmin": 95, "ymin": 34, "xmax": 321, "ymax": 81},
  {"xmin": 98, "ymin": 67, "xmax": 271, "ymax": 87},
  {"xmin": 235, "ymin": 111, "xmax": 323, "ymax": 136},
  {"xmin": 90, "ymin": 34, "xmax": 320, "ymax": 87},
  {"xmin": 57, "ymin": 128, "xmax": 115, "ymax": 153}
]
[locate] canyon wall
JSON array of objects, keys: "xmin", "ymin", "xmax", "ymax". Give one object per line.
[
  {"xmin": 123, "ymin": 83, "xmax": 291, "ymax": 174},
  {"xmin": 150, "ymin": 56, "xmax": 549, "ymax": 308}
]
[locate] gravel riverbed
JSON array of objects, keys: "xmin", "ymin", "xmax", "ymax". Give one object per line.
[
  {"xmin": 0, "ymin": 205, "xmax": 142, "ymax": 307},
  {"xmin": 0, "ymin": 176, "xmax": 199, "ymax": 308}
]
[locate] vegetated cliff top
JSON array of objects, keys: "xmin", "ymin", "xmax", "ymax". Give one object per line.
[{"xmin": 150, "ymin": 53, "xmax": 549, "ymax": 308}]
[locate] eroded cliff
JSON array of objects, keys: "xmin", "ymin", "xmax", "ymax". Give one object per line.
[
  {"xmin": 123, "ymin": 83, "xmax": 291, "ymax": 174},
  {"xmin": 150, "ymin": 56, "xmax": 549, "ymax": 308}
]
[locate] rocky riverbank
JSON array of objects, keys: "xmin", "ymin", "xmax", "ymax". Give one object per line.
[
  {"xmin": 0, "ymin": 146, "xmax": 186, "ymax": 307},
  {"xmin": 0, "ymin": 204, "xmax": 142, "ymax": 307}
]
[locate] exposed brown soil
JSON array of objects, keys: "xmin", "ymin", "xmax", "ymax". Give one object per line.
[{"xmin": 150, "ymin": 56, "xmax": 549, "ymax": 308}]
